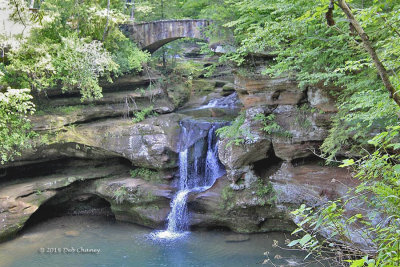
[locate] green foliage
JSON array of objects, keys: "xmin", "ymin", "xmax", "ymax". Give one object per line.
[
  {"xmin": 172, "ymin": 60, "xmax": 204, "ymax": 86},
  {"xmin": 216, "ymin": 112, "xmax": 253, "ymax": 146},
  {"xmin": 218, "ymin": 0, "xmax": 400, "ymax": 158},
  {"xmin": 54, "ymin": 35, "xmax": 118, "ymax": 100},
  {"xmin": 255, "ymin": 179, "xmax": 272, "ymax": 198},
  {"xmin": 255, "ymin": 179, "xmax": 276, "ymax": 206},
  {"xmin": 132, "ymin": 106, "xmax": 157, "ymax": 123},
  {"xmin": 35, "ymin": 189, "xmax": 43, "ymax": 195},
  {"xmin": 290, "ymin": 126, "xmax": 400, "ymax": 266},
  {"xmin": 3, "ymin": 0, "xmax": 149, "ymax": 100},
  {"xmin": 254, "ymin": 113, "xmax": 292, "ymax": 138},
  {"xmin": 5, "ymin": 35, "xmax": 118, "ymax": 101},
  {"xmin": 130, "ymin": 168, "xmax": 162, "ymax": 183},
  {"xmin": 216, "ymin": 112, "xmax": 292, "ymax": 147},
  {"xmin": 112, "ymin": 39, "xmax": 150, "ymax": 75},
  {"xmin": 0, "ymin": 88, "xmax": 36, "ymax": 164},
  {"xmin": 113, "ymin": 186, "xmax": 128, "ymax": 204},
  {"xmin": 220, "ymin": 185, "xmax": 235, "ymax": 209}
]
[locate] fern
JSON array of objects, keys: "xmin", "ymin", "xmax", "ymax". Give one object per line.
[
  {"xmin": 216, "ymin": 112, "xmax": 253, "ymax": 146},
  {"xmin": 254, "ymin": 113, "xmax": 292, "ymax": 138}
]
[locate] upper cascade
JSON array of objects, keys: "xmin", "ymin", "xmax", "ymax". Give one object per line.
[{"xmin": 204, "ymin": 92, "xmax": 241, "ymax": 109}]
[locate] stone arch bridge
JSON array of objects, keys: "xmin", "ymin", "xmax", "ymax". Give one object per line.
[{"xmin": 121, "ymin": 19, "xmax": 210, "ymax": 53}]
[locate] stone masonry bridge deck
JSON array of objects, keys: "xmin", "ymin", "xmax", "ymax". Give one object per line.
[{"xmin": 121, "ymin": 19, "xmax": 210, "ymax": 53}]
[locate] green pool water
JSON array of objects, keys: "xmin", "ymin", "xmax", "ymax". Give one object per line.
[{"xmin": 0, "ymin": 216, "xmax": 322, "ymax": 267}]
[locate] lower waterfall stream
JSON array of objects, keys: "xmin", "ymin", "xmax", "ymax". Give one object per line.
[{"xmin": 152, "ymin": 121, "xmax": 226, "ymax": 239}]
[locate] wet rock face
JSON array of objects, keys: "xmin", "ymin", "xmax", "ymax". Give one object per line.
[{"xmin": 179, "ymin": 119, "xmax": 216, "ymax": 150}]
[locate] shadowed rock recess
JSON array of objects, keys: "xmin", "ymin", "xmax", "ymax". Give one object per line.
[{"xmin": 0, "ymin": 54, "xmax": 356, "ymax": 246}]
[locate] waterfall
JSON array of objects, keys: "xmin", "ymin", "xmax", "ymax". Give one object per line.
[
  {"xmin": 205, "ymin": 125, "xmax": 225, "ymax": 185},
  {"xmin": 151, "ymin": 121, "xmax": 226, "ymax": 240},
  {"xmin": 203, "ymin": 92, "xmax": 241, "ymax": 109},
  {"xmin": 166, "ymin": 190, "xmax": 190, "ymax": 233},
  {"xmin": 179, "ymin": 149, "xmax": 188, "ymax": 190}
]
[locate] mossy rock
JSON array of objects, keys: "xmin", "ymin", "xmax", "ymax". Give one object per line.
[{"xmin": 191, "ymin": 79, "xmax": 216, "ymax": 95}]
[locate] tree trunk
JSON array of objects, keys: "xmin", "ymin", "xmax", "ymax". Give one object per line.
[
  {"xmin": 337, "ymin": 0, "xmax": 400, "ymax": 107},
  {"xmin": 102, "ymin": 0, "xmax": 111, "ymax": 42},
  {"xmin": 75, "ymin": 0, "xmax": 80, "ymax": 35}
]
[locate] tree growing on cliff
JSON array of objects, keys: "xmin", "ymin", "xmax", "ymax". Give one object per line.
[
  {"xmin": 212, "ymin": 0, "xmax": 400, "ymax": 265},
  {"xmin": 219, "ymin": 0, "xmax": 400, "ymax": 159},
  {"xmin": 0, "ymin": 87, "xmax": 35, "ymax": 163}
]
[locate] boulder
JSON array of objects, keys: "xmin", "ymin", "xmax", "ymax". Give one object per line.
[
  {"xmin": 217, "ymin": 107, "xmax": 272, "ymax": 182},
  {"xmin": 272, "ymin": 139, "xmax": 321, "ymax": 162},
  {"xmin": 58, "ymin": 114, "xmax": 183, "ymax": 169},
  {"xmin": 92, "ymin": 177, "xmax": 174, "ymax": 228},
  {"xmin": 218, "ymin": 135, "xmax": 271, "ymax": 170}
]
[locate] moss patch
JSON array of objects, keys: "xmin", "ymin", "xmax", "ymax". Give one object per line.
[{"xmin": 130, "ymin": 168, "xmax": 163, "ymax": 183}]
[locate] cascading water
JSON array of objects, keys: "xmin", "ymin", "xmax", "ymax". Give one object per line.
[
  {"xmin": 152, "ymin": 121, "xmax": 226, "ymax": 240},
  {"xmin": 203, "ymin": 92, "xmax": 241, "ymax": 109}
]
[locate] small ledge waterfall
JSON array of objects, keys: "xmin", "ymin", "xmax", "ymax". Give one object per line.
[
  {"xmin": 204, "ymin": 92, "xmax": 241, "ymax": 109},
  {"xmin": 152, "ymin": 120, "xmax": 226, "ymax": 239}
]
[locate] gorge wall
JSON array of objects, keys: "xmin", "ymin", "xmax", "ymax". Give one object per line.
[{"xmin": 0, "ymin": 50, "xmax": 357, "ymax": 244}]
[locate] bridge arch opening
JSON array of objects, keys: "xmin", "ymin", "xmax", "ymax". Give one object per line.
[{"xmin": 146, "ymin": 37, "xmax": 207, "ymax": 54}]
